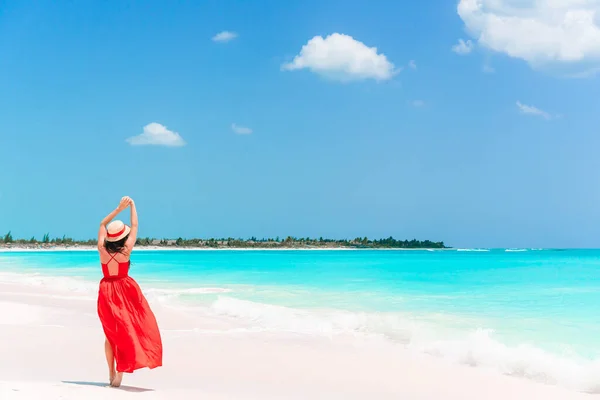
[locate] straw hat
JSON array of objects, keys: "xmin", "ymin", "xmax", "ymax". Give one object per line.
[{"xmin": 106, "ymin": 220, "xmax": 131, "ymax": 242}]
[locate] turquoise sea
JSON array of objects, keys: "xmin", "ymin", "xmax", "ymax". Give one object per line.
[{"xmin": 1, "ymin": 249, "xmax": 599, "ymax": 391}]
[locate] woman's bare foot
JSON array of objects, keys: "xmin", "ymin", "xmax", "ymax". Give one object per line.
[
  {"xmin": 109, "ymin": 369, "xmax": 116, "ymax": 386},
  {"xmin": 110, "ymin": 372, "xmax": 123, "ymax": 388}
]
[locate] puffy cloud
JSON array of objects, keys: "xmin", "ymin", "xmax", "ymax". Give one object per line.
[
  {"xmin": 232, "ymin": 123, "xmax": 252, "ymax": 135},
  {"xmin": 457, "ymin": 0, "xmax": 600, "ymax": 69},
  {"xmin": 409, "ymin": 60, "xmax": 417, "ymax": 69},
  {"xmin": 282, "ymin": 33, "xmax": 398, "ymax": 81},
  {"xmin": 212, "ymin": 31, "xmax": 238, "ymax": 43},
  {"xmin": 452, "ymin": 39, "xmax": 474, "ymax": 55},
  {"xmin": 126, "ymin": 123, "xmax": 186, "ymax": 147}
]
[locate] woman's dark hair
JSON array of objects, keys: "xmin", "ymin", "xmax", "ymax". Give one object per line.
[{"xmin": 104, "ymin": 234, "xmax": 129, "ymax": 254}]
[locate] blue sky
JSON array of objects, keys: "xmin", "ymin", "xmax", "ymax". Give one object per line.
[{"xmin": 1, "ymin": 0, "xmax": 600, "ymax": 248}]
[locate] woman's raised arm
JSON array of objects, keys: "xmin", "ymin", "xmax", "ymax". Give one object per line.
[
  {"xmin": 98, "ymin": 197, "xmax": 131, "ymax": 251},
  {"xmin": 124, "ymin": 199, "xmax": 139, "ymax": 252}
]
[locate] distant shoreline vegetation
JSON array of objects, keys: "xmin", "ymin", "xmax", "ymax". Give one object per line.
[{"xmin": 0, "ymin": 231, "xmax": 447, "ymax": 249}]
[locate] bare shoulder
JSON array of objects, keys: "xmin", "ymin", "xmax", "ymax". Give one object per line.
[{"xmin": 122, "ymin": 246, "xmax": 133, "ymax": 258}]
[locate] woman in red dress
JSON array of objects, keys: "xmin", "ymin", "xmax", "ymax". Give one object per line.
[{"xmin": 97, "ymin": 196, "xmax": 163, "ymax": 387}]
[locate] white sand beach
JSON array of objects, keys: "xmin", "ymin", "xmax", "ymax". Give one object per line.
[
  {"xmin": 0, "ymin": 246, "xmax": 359, "ymax": 252},
  {"xmin": 0, "ymin": 281, "xmax": 592, "ymax": 400}
]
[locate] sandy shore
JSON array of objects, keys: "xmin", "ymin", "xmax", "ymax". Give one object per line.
[
  {"xmin": 0, "ymin": 281, "xmax": 592, "ymax": 400},
  {"xmin": 0, "ymin": 246, "xmax": 356, "ymax": 252}
]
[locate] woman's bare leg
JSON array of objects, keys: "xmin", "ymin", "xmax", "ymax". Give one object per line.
[{"xmin": 104, "ymin": 338, "xmax": 116, "ymax": 384}]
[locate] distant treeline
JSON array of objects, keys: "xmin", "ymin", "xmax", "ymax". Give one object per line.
[{"xmin": 0, "ymin": 231, "xmax": 447, "ymax": 249}]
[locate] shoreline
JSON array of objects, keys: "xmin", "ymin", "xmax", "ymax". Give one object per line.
[{"xmin": 0, "ymin": 280, "xmax": 591, "ymax": 399}]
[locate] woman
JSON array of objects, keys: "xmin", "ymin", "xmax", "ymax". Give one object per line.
[{"xmin": 97, "ymin": 196, "xmax": 163, "ymax": 387}]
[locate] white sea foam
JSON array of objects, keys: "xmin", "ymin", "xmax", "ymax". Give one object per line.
[
  {"xmin": 209, "ymin": 296, "xmax": 415, "ymax": 338},
  {"xmin": 0, "ymin": 271, "xmax": 231, "ymax": 295},
  {"xmin": 208, "ymin": 296, "xmax": 600, "ymax": 393},
  {"xmin": 0, "ymin": 272, "xmax": 97, "ymax": 294},
  {"xmin": 145, "ymin": 287, "xmax": 232, "ymax": 295},
  {"xmin": 506, "ymin": 249, "xmax": 528, "ymax": 252},
  {"xmin": 456, "ymin": 249, "xmax": 490, "ymax": 252}
]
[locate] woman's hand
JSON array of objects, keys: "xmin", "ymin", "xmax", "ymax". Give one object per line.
[{"xmin": 117, "ymin": 196, "xmax": 132, "ymax": 211}]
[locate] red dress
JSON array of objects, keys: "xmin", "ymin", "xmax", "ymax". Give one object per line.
[{"xmin": 97, "ymin": 253, "xmax": 163, "ymax": 373}]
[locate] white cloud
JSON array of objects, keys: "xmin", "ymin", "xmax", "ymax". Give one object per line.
[
  {"xmin": 409, "ymin": 60, "xmax": 417, "ymax": 69},
  {"xmin": 212, "ymin": 31, "xmax": 238, "ymax": 43},
  {"xmin": 282, "ymin": 33, "xmax": 398, "ymax": 81},
  {"xmin": 232, "ymin": 123, "xmax": 252, "ymax": 135},
  {"xmin": 411, "ymin": 100, "xmax": 426, "ymax": 107},
  {"xmin": 126, "ymin": 123, "xmax": 186, "ymax": 147},
  {"xmin": 457, "ymin": 0, "xmax": 600, "ymax": 69},
  {"xmin": 452, "ymin": 39, "xmax": 474, "ymax": 55},
  {"xmin": 516, "ymin": 101, "xmax": 552, "ymax": 119}
]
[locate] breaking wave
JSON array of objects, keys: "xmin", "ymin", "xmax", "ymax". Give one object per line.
[{"xmin": 208, "ymin": 296, "xmax": 600, "ymax": 393}]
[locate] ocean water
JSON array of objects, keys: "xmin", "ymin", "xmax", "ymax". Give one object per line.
[{"xmin": 1, "ymin": 249, "xmax": 599, "ymax": 391}]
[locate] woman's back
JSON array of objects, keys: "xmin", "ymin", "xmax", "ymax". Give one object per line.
[{"xmin": 100, "ymin": 249, "xmax": 130, "ymax": 278}]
